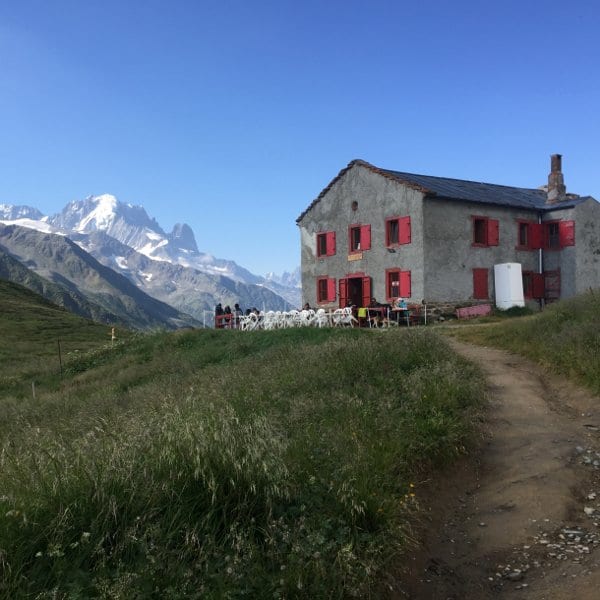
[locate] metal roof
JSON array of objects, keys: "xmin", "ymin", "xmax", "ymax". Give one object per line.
[
  {"xmin": 296, "ymin": 159, "xmax": 592, "ymax": 223},
  {"xmin": 380, "ymin": 168, "xmax": 549, "ymax": 209}
]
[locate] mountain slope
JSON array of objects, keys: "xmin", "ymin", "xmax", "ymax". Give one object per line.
[
  {"xmin": 0, "ymin": 278, "xmax": 133, "ymax": 383},
  {"xmin": 0, "ymin": 224, "xmax": 200, "ymax": 330},
  {"xmin": 0, "ymin": 249, "xmax": 131, "ymax": 327},
  {"xmin": 71, "ymin": 231, "xmax": 292, "ymax": 320},
  {"xmin": 1, "ymin": 195, "xmax": 301, "ymax": 312}
]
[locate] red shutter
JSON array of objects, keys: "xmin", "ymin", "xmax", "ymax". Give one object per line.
[
  {"xmin": 327, "ymin": 278, "xmax": 336, "ymax": 303},
  {"xmin": 529, "ymin": 223, "xmax": 543, "ymax": 249},
  {"xmin": 326, "ymin": 231, "xmax": 336, "ymax": 256},
  {"xmin": 399, "ymin": 216, "xmax": 411, "ymax": 244},
  {"xmin": 487, "ymin": 219, "xmax": 499, "ymax": 246},
  {"xmin": 361, "ymin": 224, "xmax": 371, "ymax": 250},
  {"xmin": 338, "ymin": 278, "xmax": 347, "ymax": 307},
  {"xmin": 362, "ymin": 276, "xmax": 371, "ymax": 307},
  {"xmin": 473, "ymin": 268, "xmax": 489, "ymax": 299},
  {"xmin": 559, "ymin": 220, "xmax": 575, "ymax": 247},
  {"xmin": 532, "ymin": 273, "xmax": 545, "ymax": 299},
  {"xmin": 399, "ymin": 271, "xmax": 411, "ymax": 298}
]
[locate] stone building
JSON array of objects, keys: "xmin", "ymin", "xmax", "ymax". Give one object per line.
[{"xmin": 296, "ymin": 155, "xmax": 600, "ymax": 310}]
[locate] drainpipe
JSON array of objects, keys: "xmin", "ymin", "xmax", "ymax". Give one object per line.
[{"xmin": 538, "ymin": 213, "xmax": 544, "ymax": 309}]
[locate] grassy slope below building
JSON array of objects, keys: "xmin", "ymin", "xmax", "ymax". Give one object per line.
[
  {"xmin": 0, "ymin": 290, "xmax": 484, "ymax": 598},
  {"xmin": 448, "ymin": 290, "xmax": 600, "ymax": 396}
]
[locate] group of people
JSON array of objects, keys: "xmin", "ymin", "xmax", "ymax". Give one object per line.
[
  {"xmin": 214, "ymin": 302, "xmax": 262, "ymax": 328},
  {"xmin": 215, "ymin": 303, "xmax": 263, "ymax": 318}
]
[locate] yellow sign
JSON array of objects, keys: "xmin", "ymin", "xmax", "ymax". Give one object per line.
[{"xmin": 348, "ymin": 252, "xmax": 363, "ymax": 261}]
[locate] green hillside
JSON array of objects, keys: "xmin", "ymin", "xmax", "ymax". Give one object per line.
[
  {"xmin": 449, "ymin": 290, "xmax": 600, "ymax": 395},
  {"xmin": 0, "ymin": 312, "xmax": 484, "ymax": 598},
  {"xmin": 0, "ymin": 279, "xmax": 132, "ymax": 396}
]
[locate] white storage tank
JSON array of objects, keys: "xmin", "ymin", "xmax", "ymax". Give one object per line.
[{"xmin": 494, "ymin": 263, "xmax": 525, "ymax": 309}]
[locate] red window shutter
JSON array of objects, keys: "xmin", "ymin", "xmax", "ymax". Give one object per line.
[
  {"xmin": 361, "ymin": 224, "xmax": 371, "ymax": 250},
  {"xmin": 362, "ymin": 276, "xmax": 371, "ymax": 307},
  {"xmin": 327, "ymin": 278, "xmax": 336, "ymax": 303},
  {"xmin": 559, "ymin": 220, "xmax": 575, "ymax": 247},
  {"xmin": 487, "ymin": 219, "xmax": 499, "ymax": 246},
  {"xmin": 473, "ymin": 268, "xmax": 489, "ymax": 299},
  {"xmin": 338, "ymin": 278, "xmax": 347, "ymax": 307},
  {"xmin": 326, "ymin": 231, "xmax": 336, "ymax": 256},
  {"xmin": 399, "ymin": 271, "xmax": 411, "ymax": 298},
  {"xmin": 532, "ymin": 273, "xmax": 545, "ymax": 299},
  {"xmin": 399, "ymin": 216, "xmax": 411, "ymax": 244},
  {"xmin": 529, "ymin": 223, "xmax": 543, "ymax": 249}
]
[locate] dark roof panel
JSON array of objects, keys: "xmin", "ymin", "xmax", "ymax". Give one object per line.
[
  {"xmin": 296, "ymin": 159, "xmax": 591, "ymax": 223},
  {"xmin": 380, "ymin": 168, "xmax": 549, "ymax": 209}
]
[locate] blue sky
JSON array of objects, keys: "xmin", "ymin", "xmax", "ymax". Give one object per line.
[{"xmin": 1, "ymin": 0, "xmax": 598, "ymax": 276}]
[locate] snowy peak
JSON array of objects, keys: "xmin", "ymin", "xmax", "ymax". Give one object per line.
[
  {"xmin": 169, "ymin": 223, "xmax": 198, "ymax": 253},
  {"xmin": 75, "ymin": 194, "xmax": 118, "ymax": 232},
  {"xmin": 0, "ymin": 204, "xmax": 44, "ymax": 221},
  {"xmin": 48, "ymin": 195, "xmax": 173, "ymax": 262},
  {"xmin": 50, "ymin": 194, "xmax": 161, "ymax": 234},
  {"xmin": 265, "ymin": 266, "xmax": 301, "ymax": 288}
]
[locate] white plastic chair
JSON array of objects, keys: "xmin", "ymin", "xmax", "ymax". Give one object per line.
[
  {"xmin": 341, "ymin": 307, "xmax": 357, "ymax": 327},
  {"xmin": 262, "ymin": 311, "xmax": 277, "ymax": 330},
  {"xmin": 314, "ymin": 308, "xmax": 329, "ymax": 328},
  {"xmin": 332, "ymin": 308, "xmax": 344, "ymax": 327}
]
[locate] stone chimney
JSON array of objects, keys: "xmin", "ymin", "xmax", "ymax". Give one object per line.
[{"xmin": 547, "ymin": 153, "xmax": 567, "ymax": 203}]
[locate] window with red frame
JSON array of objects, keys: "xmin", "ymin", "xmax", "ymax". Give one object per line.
[
  {"xmin": 386, "ymin": 269, "xmax": 411, "ymax": 300},
  {"xmin": 472, "ymin": 216, "xmax": 499, "ymax": 247},
  {"xmin": 348, "ymin": 224, "xmax": 371, "ymax": 252},
  {"xmin": 385, "ymin": 216, "xmax": 411, "ymax": 246},
  {"xmin": 544, "ymin": 220, "xmax": 575, "ymax": 250},
  {"xmin": 316, "ymin": 231, "xmax": 336, "ymax": 257},
  {"xmin": 317, "ymin": 277, "xmax": 336, "ymax": 303},
  {"xmin": 516, "ymin": 220, "xmax": 542, "ymax": 250}
]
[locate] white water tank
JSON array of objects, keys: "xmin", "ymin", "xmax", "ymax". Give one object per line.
[{"xmin": 494, "ymin": 263, "xmax": 525, "ymax": 309}]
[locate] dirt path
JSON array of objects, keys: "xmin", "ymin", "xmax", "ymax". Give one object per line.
[{"xmin": 400, "ymin": 339, "xmax": 600, "ymax": 599}]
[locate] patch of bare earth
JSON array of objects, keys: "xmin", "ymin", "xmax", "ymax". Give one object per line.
[{"xmin": 398, "ymin": 339, "xmax": 600, "ymax": 600}]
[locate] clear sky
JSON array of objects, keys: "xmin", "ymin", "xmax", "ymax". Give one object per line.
[{"xmin": 1, "ymin": 0, "xmax": 598, "ymax": 276}]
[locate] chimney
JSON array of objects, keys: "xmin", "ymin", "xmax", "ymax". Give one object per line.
[{"xmin": 547, "ymin": 153, "xmax": 566, "ymax": 203}]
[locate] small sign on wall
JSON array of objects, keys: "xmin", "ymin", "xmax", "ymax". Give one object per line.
[{"xmin": 348, "ymin": 253, "xmax": 363, "ymax": 261}]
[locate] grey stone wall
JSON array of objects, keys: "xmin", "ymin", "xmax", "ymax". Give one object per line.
[
  {"xmin": 543, "ymin": 199, "xmax": 600, "ymax": 297},
  {"xmin": 298, "ymin": 164, "xmax": 425, "ymax": 307},
  {"xmin": 422, "ymin": 199, "xmax": 540, "ymax": 303}
]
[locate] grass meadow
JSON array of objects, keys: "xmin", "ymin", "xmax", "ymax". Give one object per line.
[
  {"xmin": 449, "ymin": 290, "xmax": 600, "ymax": 395},
  {"xmin": 0, "ymin": 317, "xmax": 484, "ymax": 598}
]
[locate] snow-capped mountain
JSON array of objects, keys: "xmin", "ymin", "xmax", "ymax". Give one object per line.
[
  {"xmin": 0, "ymin": 204, "xmax": 44, "ymax": 221},
  {"xmin": 47, "ymin": 195, "xmax": 293, "ymax": 286},
  {"xmin": 0, "ymin": 195, "xmax": 301, "ymax": 319},
  {"xmin": 265, "ymin": 267, "xmax": 301, "ymax": 289}
]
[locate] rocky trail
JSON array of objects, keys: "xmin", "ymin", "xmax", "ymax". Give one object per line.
[{"xmin": 401, "ymin": 339, "xmax": 600, "ymax": 599}]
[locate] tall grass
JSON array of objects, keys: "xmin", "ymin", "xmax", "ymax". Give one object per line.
[
  {"xmin": 450, "ymin": 290, "xmax": 600, "ymax": 395},
  {"xmin": 0, "ymin": 328, "xmax": 484, "ymax": 598}
]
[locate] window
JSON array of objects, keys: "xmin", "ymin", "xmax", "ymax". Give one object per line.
[
  {"xmin": 522, "ymin": 271, "xmax": 532, "ymax": 298},
  {"xmin": 518, "ymin": 222, "xmax": 529, "ymax": 247},
  {"xmin": 546, "ymin": 222, "xmax": 560, "ymax": 249},
  {"xmin": 348, "ymin": 224, "xmax": 371, "ymax": 253},
  {"xmin": 543, "ymin": 220, "xmax": 575, "ymax": 250},
  {"xmin": 386, "ymin": 269, "xmax": 411, "ymax": 300},
  {"xmin": 385, "ymin": 216, "xmax": 411, "ymax": 246},
  {"xmin": 316, "ymin": 231, "xmax": 336, "ymax": 257},
  {"xmin": 472, "ymin": 268, "xmax": 489, "ymax": 299},
  {"xmin": 317, "ymin": 277, "xmax": 336, "ymax": 303},
  {"xmin": 472, "ymin": 216, "xmax": 499, "ymax": 247},
  {"xmin": 516, "ymin": 220, "xmax": 542, "ymax": 250}
]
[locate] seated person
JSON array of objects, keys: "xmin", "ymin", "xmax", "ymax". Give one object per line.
[
  {"xmin": 368, "ymin": 297, "xmax": 383, "ymax": 327},
  {"xmin": 393, "ymin": 297, "xmax": 408, "ymax": 310}
]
